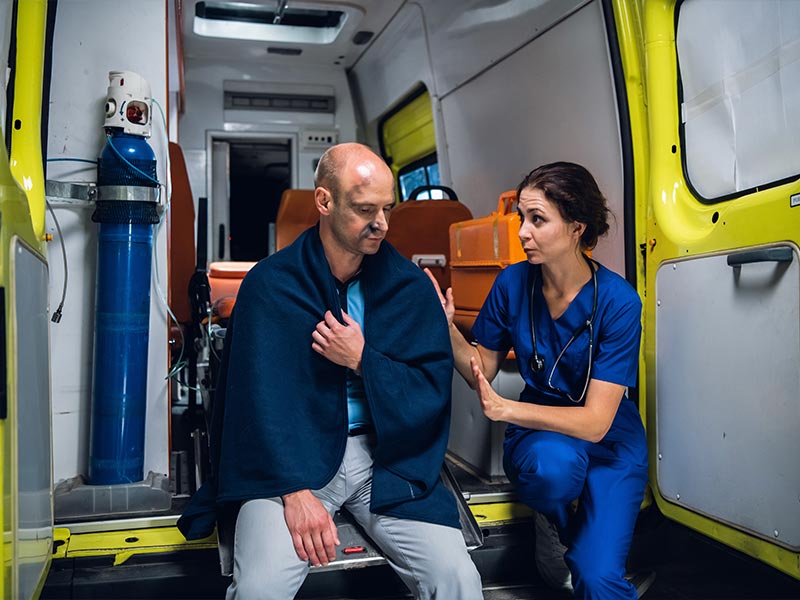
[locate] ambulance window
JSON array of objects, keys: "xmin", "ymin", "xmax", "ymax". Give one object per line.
[
  {"xmin": 379, "ymin": 85, "xmax": 439, "ymax": 200},
  {"xmin": 399, "ymin": 154, "xmax": 442, "ymax": 200},
  {"xmin": 676, "ymin": 0, "xmax": 800, "ymax": 202}
]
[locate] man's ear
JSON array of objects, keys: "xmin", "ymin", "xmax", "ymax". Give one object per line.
[{"xmin": 315, "ymin": 187, "xmax": 332, "ymax": 215}]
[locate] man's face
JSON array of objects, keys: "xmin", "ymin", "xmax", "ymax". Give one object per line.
[{"xmin": 325, "ymin": 161, "xmax": 395, "ymax": 257}]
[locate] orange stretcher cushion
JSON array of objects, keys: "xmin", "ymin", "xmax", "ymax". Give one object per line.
[{"xmin": 208, "ymin": 261, "xmax": 257, "ymax": 304}]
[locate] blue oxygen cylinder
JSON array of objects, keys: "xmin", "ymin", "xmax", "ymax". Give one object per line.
[{"xmin": 89, "ymin": 71, "xmax": 159, "ymax": 485}]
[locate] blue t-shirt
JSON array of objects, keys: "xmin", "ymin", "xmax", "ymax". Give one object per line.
[
  {"xmin": 336, "ymin": 278, "xmax": 372, "ymax": 430},
  {"xmin": 472, "ymin": 261, "xmax": 642, "ymax": 407}
]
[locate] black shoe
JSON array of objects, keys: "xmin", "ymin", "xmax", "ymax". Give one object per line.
[{"xmin": 534, "ymin": 512, "xmax": 573, "ymax": 593}]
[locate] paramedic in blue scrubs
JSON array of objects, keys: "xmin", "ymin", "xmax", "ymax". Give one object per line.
[{"xmin": 427, "ymin": 162, "xmax": 648, "ymax": 599}]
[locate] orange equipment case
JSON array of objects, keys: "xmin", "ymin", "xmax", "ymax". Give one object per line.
[{"xmin": 449, "ymin": 190, "xmax": 526, "ymax": 336}]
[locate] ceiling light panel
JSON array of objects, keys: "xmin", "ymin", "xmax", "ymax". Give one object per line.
[{"xmin": 194, "ymin": 1, "xmax": 362, "ymax": 45}]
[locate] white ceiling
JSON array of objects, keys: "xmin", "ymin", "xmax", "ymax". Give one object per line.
[{"xmin": 180, "ymin": 0, "xmax": 406, "ymax": 68}]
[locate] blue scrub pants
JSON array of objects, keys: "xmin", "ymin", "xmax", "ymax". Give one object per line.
[{"xmin": 504, "ymin": 398, "xmax": 648, "ymax": 600}]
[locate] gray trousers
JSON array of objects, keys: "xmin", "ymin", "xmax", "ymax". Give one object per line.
[{"xmin": 226, "ymin": 435, "xmax": 483, "ymax": 600}]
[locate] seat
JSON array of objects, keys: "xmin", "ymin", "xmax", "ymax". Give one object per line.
[
  {"xmin": 167, "ymin": 143, "xmax": 212, "ymax": 485},
  {"xmin": 206, "ymin": 189, "xmax": 317, "ymax": 320},
  {"xmin": 167, "ymin": 142, "xmax": 198, "ymax": 336},
  {"xmin": 275, "ymin": 189, "xmax": 318, "ymax": 251},
  {"xmin": 167, "ymin": 142, "xmax": 211, "ymax": 361},
  {"xmin": 384, "ymin": 185, "xmax": 473, "ymax": 290}
]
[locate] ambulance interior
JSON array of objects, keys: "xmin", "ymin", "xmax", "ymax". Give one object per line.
[{"xmin": 17, "ymin": 0, "xmax": 798, "ymax": 596}]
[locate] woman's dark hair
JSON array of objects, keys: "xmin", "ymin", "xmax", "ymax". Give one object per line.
[{"xmin": 516, "ymin": 161, "xmax": 610, "ymax": 250}]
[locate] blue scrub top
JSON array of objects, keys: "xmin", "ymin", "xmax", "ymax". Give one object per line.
[{"xmin": 472, "ymin": 260, "xmax": 642, "ymax": 407}]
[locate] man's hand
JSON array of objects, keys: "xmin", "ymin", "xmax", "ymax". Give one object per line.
[
  {"xmin": 282, "ymin": 490, "xmax": 340, "ymax": 566},
  {"xmin": 423, "ymin": 268, "xmax": 455, "ymax": 326},
  {"xmin": 471, "ymin": 356, "xmax": 510, "ymax": 422},
  {"xmin": 312, "ymin": 310, "xmax": 365, "ymax": 373}
]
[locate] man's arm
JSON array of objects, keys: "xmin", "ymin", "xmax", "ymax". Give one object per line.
[{"xmin": 281, "ymin": 490, "xmax": 340, "ymax": 566}]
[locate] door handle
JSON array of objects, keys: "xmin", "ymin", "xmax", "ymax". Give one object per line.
[
  {"xmin": 727, "ymin": 247, "xmax": 793, "ymax": 267},
  {"xmin": 218, "ymin": 224, "xmax": 226, "ymax": 260}
]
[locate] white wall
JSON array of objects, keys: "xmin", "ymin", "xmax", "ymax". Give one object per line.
[
  {"xmin": 46, "ymin": 0, "xmax": 169, "ymax": 484},
  {"xmin": 179, "ymin": 59, "xmax": 357, "ymax": 200},
  {"xmin": 440, "ymin": 1, "xmax": 625, "ymax": 271},
  {"xmin": 350, "ymin": 0, "xmax": 625, "ymax": 275}
]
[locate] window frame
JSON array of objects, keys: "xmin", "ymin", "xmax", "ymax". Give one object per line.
[
  {"xmin": 675, "ymin": 0, "xmax": 800, "ymax": 205},
  {"xmin": 397, "ymin": 152, "xmax": 441, "ymax": 201}
]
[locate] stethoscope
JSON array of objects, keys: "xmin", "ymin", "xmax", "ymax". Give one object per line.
[{"xmin": 529, "ymin": 253, "xmax": 598, "ymax": 404}]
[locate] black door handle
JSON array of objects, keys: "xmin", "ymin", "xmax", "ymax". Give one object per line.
[
  {"xmin": 218, "ymin": 224, "xmax": 226, "ymax": 260},
  {"xmin": 727, "ymin": 247, "xmax": 793, "ymax": 267}
]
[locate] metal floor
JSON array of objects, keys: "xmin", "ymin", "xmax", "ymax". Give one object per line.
[
  {"xmin": 43, "ymin": 511, "xmax": 800, "ymax": 599},
  {"xmin": 43, "ymin": 458, "xmax": 800, "ymax": 599}
]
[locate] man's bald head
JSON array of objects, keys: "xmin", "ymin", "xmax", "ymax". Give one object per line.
[{"xmin": 314, "ymin": 143, "xmax": 390, "ymax": 202}]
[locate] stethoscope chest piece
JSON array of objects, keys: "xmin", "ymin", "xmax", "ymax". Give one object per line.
[{"xmin": 528, "ymin": 254, "xmax": 599, "ymax": 402}]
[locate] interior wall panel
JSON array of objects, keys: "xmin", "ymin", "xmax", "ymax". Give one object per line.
[
  {"xmin": 46, "ymin": 0, "xmax": 169, "ymax": 483},
  {"xmin": 439, "ymin": 1, "xmax": 625, "ymax": 273}
]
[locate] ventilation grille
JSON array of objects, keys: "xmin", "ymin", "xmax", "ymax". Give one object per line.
[{"xmin": 224, "ymin": 92, "xmax": 335, "ymax": 114}]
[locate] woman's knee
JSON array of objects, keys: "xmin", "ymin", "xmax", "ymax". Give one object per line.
[{"xmin": 507, "ymin": 433, "xmax": 588, "ymax": 508}]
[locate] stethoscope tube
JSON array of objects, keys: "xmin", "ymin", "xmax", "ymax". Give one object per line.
[{"xmin": 528, "ymin": 253, "xmax": 599, "ymax": 403}]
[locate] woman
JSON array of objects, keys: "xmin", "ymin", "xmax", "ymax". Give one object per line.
[{"xmin": 427, "ymin": 162, "xmax": 648, "ymax": 599}]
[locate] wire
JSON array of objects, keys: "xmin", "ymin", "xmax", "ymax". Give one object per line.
[
  {"xmin": 46, "ymin": 157, "xmax": 98, "ymax": 164},
  {"xmin": 46, "ymin": 199, "xmax": 68, "ymax": 323},
  {"xmin": 105, "ymin": 134, "xmax": 163, "ymax": 187}
]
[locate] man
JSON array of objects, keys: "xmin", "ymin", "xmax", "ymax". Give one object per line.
[{"xmin": 179, "ymin": 143, "xmax": 483, "ymax": 599}]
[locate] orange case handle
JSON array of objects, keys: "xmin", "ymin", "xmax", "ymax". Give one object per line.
[{"xmin": 496, "ymin": 190, "xmax": 517, "ymax": 215}]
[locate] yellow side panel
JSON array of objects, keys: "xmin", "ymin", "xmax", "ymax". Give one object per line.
[
  {"xmin": 8, "ymin": 0, "xmax": 48, "ymax": 251},
  {"xmin": 1, "ymin": 1, "xmax": 51, "ymax": 598},
  {"xmin": 611, "ymin": 0, "xmax": 648, "ymax": 426},
  {"xmin": 0, "ymin": 137, "xmax": 42, "ymax": 600},
  {"xmin": 381, "ymin": 89, "xmax": 436, "ymax": 177}
]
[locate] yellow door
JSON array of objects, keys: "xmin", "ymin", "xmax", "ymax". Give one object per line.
[
  {"xmin": 616, "ymin": 0, "xmax": 800, "ymax": 580},
  {"xmin": 1, "ymin": 0, "xmax": 54, "ymax": 597}
]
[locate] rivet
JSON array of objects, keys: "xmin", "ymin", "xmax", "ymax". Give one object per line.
[
  {"xmin": 774, "ymin": 530, "xmax": 779, "ymax": 538},
  {"xmin": 657, "ymin": 453, "xmax": 662, "ymax": 460},
  {"xmin": 657, "ymin": 300, "xmax": 661, "ymax": 307},
  {"xmin": 672, "ymin": 264, "xmax": 677, "ymax": 270},
  {"xmin": 676, "ymin": 493, "xmax": 680, "ymax": 500}
]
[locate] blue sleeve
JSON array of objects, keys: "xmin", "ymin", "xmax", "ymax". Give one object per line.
[
  {"xmin": 592, "ymin": 291, "xmax": 642, "ymax": 388},
  {"xmin": 471, "ymin": 270, "xmax": 513, "ymax": 353}
]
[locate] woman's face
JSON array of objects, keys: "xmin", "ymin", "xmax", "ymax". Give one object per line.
[{"xmin": 517, "ymin": 187, "xmax": 583, "ymax": 264}]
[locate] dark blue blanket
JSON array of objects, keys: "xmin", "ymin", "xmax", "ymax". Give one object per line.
[{"xmin": 178, "ymin": 226, "xmax": 459, "ymax": 539}]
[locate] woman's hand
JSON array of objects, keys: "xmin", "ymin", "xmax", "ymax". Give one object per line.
[
  {"xmin": 423, "ymin": 268, "xmax": 455, "ymax": 326},
  {"xmin": 470, "ymin": 356, "xmax": 510, "ymax": 421}
]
